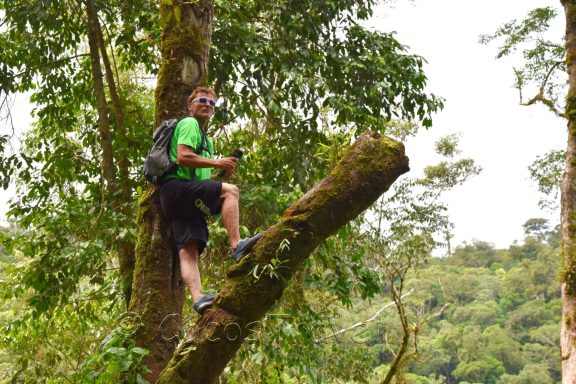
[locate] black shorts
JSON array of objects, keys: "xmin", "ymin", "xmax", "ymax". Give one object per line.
[{"xmin": 159, "ymin": 178, "xmax": 223, "ymax": 254}]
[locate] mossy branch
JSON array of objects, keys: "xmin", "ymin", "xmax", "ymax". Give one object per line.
[{"xmin": 156, "ymin": 131, "xmax": 410, "ymax": 384}]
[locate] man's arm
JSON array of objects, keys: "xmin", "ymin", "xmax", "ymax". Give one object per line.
[{"xmin": 177, "ymin": 144, "xmax": 237, "ymax": 173}]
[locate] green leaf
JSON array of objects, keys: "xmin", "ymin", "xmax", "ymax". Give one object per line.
[
  {"xmin": 159, "ymin": 11, "xmax": 172, "ymax": 28},
  {"xmin": 120, "ymin": 358, "xmax": 133, "ymax": 372},
  {"xmin": 137, "ymin": 373, "xmax": 151, "ymax": 384},
  {"xmin": 105, "ymin": 347, "xmax": 127, "ymax": 356},
  {"xmin": 173, "ymin": 6, "xmax": 181, "ymax": 23},
  {"xmin": 131, "ymin": 347, "xmax": 149, "ymax": 356}
]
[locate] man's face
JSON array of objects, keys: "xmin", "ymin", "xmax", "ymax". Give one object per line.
[{"xmin": 188, "ymin": 92, "xmax": 216, "ymax": 121}]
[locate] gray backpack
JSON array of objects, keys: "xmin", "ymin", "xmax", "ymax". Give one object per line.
[{"xmin": 143, "ymin": 118, "xmax": 207, "ymax": 184}]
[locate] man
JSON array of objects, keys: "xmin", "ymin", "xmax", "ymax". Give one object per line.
[{"xmin": 159, "ymin": 86, "xmax": 262, "ymax": 314}]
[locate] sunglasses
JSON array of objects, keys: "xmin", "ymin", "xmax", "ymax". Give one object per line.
[{"xmin": 192, "ymin": 97, "xmax": 217, "ymax": 107}]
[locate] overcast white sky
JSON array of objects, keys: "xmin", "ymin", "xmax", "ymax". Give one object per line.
[
  {"xmin": 0, "ymin": 0, "xmax": 568, "ymax": 249},
  {"xmin": 368, "ymin": 0, "xmax": 566, "ymax": 248}
]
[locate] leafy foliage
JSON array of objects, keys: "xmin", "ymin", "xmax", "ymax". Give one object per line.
[
  {"xmin": 528, "ymin": 149, "xmax": 565, "ymax": 211},
  {"xmin": 0, "ymin": 223, "xmax": 150, "ymax": 382},
  {"xmin": 2, "ymin": 77, "xmax": 154, "ymax": 314},
  {"xmin": 210, "ymin": 0, "xmax": 443, "ymax": 190},
  {"xmin": 73, "ymin": 328, "xmax": 151, "ymax": 384}
]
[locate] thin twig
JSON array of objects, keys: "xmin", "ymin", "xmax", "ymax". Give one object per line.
[{"xmin": 315, "ymin": 288, "xmax": 415, "ymax": 343}]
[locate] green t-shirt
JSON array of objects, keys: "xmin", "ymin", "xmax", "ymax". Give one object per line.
[{"xmin": 166, "ymin": 117, "xmax": 214, "ymax": 181}]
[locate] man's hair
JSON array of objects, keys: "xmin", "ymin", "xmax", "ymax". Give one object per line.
[{"xmin": 188, "ymin": 87, "xmax": 217, "ymax": 104}]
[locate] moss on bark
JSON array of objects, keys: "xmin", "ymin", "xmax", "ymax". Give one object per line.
[
  {"xmin": 155, "ymin": 1, "xmax": 213, "ymax": 124},
  {"xmin": 560, "ymin": 1, "xmax": 576, "ymax": 381},
  {"xmin": 129, "ymin": 188, "xmax": 185, "ymax": 382},
  {"xmin": 562, "ymin": 1, "xmax": 576, "ymax": 295},
  {"xmin": 156, "ymin": 132, "xmax": 409, "ymax": 384}
]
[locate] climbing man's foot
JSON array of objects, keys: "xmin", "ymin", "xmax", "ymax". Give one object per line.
[
  {"xmin": 192, "ymin": 294, "xmax": 215, "ymax": 315},
  {"xmin": 230, "ymin": 233, "xmax": 263, "ymax": 262}
]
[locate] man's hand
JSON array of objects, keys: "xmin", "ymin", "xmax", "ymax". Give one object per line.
[{"xmin": 214, "ymin": 157, "xmax": 238, "ymax": 177}]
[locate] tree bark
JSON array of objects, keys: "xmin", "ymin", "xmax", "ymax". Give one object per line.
[
  {"xmin": 94, "ymin": 11, "xmax": 135, "ymax": 306},
  {"xmin": 129, "ymin": 1, "xmax": 214, "ymax": 381},
  {"xmin": 155, "ymin": 0, "xmax": 214, "ymax": 125},
  {"xmin": 129, "ymin": 189, "xmax": 184, "ymax": 381},
  {"xmin": 561, "ymin": 1, "xmax": 576, "ymax": 382},
  {"xmin": 156, "ymin": 131, "xmax": 409, "ymax": 384},
  {"xmin": 85, "ymin": 0, "xmax": 116, "ymax": 189}
]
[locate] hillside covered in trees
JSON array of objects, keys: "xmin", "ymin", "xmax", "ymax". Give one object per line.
[
  {"xmin": 0, "ymin": 220, "xmax": 561, "ymax": 383},
  {"xmin": 333, "ymin": 227, "xmax": 561, "ymax": 384}
]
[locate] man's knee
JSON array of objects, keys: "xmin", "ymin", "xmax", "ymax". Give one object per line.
[
  {"xmin": 221, "ymin": 183, "xmax": 239, "ymax": 199},
  {"xmin": 180, "ymin": 241, "xmax": 199, "ymax": 260}
]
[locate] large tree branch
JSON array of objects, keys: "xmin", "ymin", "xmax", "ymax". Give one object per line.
[{"xmin": 157, "ymin": 131, "xmax": 410, "ymax": 384}]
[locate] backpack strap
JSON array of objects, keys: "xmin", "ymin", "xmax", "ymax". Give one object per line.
[{"xmin": 197, "ymin": 128, "xmax": 209, "ymax": 154}]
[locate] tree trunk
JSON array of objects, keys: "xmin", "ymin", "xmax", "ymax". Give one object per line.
[
  {"xmin": 129, "ymin": 1, "xmax": 214, "ymax": 381},
  {"xmin": 129, "ymin": 190, "xmax": 184, "ymax": 381},
  {"xmin": 156, "ymin": 132, "xmax": 409, "ymax": 384},
  {"xmin": 561, "ymin": 1, "xmax": 576, "ymax": 382},
  {"xmin": 155, "ymin": 0, "xmax": 214, "ymax": 124},
  {"xmin": 85, "ymin": 0, "xmax": 116, "ymax": 189},
  {"xmin": 87, "ymin": 0, "xmax": 139, "ymax": 310},
  {"xmin": 95, "ymin": 11, "xmax": 135, "ymax": 306}
]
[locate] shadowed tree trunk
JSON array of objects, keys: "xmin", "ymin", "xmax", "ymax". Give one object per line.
[
  {"xmin": 94, "ymin": 4, "xmax": 136, "ymax": 306},
  {"xmin": 129, "ymin": 0, "xmax": 214, "ymax": 381},
  {"xmin": 561, "ymin": 1, "xmax": 576, "ymax": 382},
  {"xmin": 156, "ymin": 131, "xmax": 409, "ymax": 384},
  {"xmin": 85, "ymin": 0, "xmax": 115, "ymax": 188},
  {"xmin": 87, "ymin": 0, "xmax": 136, "ymax": 308}
]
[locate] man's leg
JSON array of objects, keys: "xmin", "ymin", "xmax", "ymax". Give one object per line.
[
  {"xmin": 179, "ymin": 240, "xmax": 203, "ymax": 302},
  {"xmin": 220, "ymin": 183, "xmax": 241, "ymax": 250}
]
